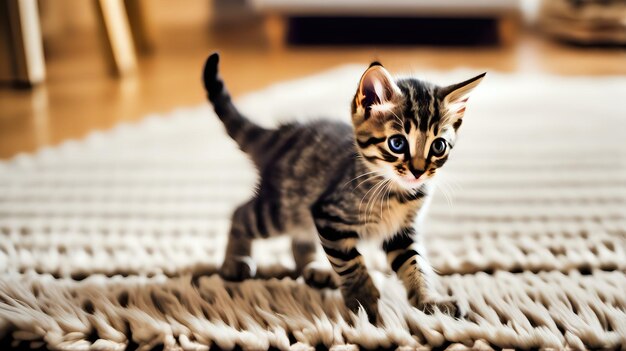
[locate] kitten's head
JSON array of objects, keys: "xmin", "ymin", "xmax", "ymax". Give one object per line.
[{"xmin": 351, "ymin": 62, "xmax": 485, "ymax": 191}]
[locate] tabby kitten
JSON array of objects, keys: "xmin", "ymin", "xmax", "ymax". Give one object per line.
[{"xmin": 203, "ymin": 53, "xmax": 484, "ymax": 322}]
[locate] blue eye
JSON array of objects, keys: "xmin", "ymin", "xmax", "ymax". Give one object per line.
[
  {"xmin": 431, "ymin": 138, "xmax": 447, "ymax": 156},
  {"xmin": 388, "ymin": 135, "xmax": 407, "ymax": 153}
]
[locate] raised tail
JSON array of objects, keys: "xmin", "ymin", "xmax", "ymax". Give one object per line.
[{"xmin": 203, "ymin": 53, "xmax": 269, "ymax": 154}]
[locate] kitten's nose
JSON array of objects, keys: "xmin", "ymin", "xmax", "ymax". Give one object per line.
[
  {"xmin": 409, "ymin": 168, "xmax": 424, "ymax": 179},
  {"xmin": 409, "ymin": 158, "xmax": 426, "ymax": 179}
]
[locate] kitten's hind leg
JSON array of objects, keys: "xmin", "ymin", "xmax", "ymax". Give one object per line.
[
  {"xmin": 292, "ymin": 238, "xmax": 316, "ymax": 275},
  {"xmin": 293, "ymin": 238, "xmax": 338, "ymax": 288},
  {"xmin": 220, "ymin": 199, "xmax": 268, "ymax": 281}
]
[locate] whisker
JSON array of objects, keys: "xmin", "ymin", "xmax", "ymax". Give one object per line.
[
  {"xmin": 381, "ymin": 180, "xmax": 393, "ymax": 218},
  {"xmin": 365, "ymin": 178, "xmax": 389, "ymax": 222},
  {"xmin": 364, "ymin": 179, "xmax": 384, "ymax": 222},
  {"xmin": 358, "ymin": 178, "xmax": 384, "ymax": 221},
  {"xmin": 386, "ymin": 183, "xmax": 393, "ymax": 214},
  {"xmin": 435, "ymin": 175, "xmax": 456, "ymax": 210},
  {"xmin": 367, "ymin": 179, "xmax": 384, "ymax": 220},
  {"xmin": 353, "ymin": 174, "xmax": 384, "ymax": 193},
  {"xmin": 370, "ymin": 179, "xmax": 390, "ymax": 223},
  {"xmin": 388, "ymin": 109, "xmax": 405, "ymax": 130},
  {"xmin": 342, "ymin": 170, "xmax": 379, "ymax": 190},
  {"xmin": 389, "ymin": 109, "xmax": 403, "ymax": 124},
  {"xmin": 439, "ymin": 169, "xmax": 463, "ymax": 193}
]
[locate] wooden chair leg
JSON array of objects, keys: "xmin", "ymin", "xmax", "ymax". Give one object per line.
[
  {"xmin": 93, "ymin": 0, "xmax": 137, "ymax": 77},
  {"xmin": 0, "ymin": 0, "xmax": 45, "ymax": 86},
  {"xmin": 124, "ymin": 0, "xmax": 154, "ymax": 54}
]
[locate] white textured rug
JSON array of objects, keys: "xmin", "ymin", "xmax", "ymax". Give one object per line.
[{"xmin": 0, "ymin": 66, "xmax": 625, "ymax": 350}]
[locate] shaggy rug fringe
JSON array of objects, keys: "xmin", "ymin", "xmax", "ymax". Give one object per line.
[{"xmin": 0, "ymin": 66, "xmax": 625, "ymax": 350}]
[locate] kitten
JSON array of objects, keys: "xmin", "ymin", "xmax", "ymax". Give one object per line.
[{"xmin": 203, "ymin": 53, "xmax": 484, "ymax": 323}]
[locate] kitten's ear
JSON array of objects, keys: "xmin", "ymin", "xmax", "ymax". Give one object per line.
[
  {"xmin": 438, "ymin": 72, "xmax": 486, "ymax": 119},
  {"xmin": 354, "ymin": 63, "xmax": 400, "ymax": 117}
]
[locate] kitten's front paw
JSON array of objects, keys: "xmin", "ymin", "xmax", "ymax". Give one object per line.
[
  {"xmin": 302, "ymin": 262, "xmax": 338, "ymax": 289},
  {"xmin": 219, "ymin": 256, "xmax": 256, "ymax": 281},
  {"xmin": 412, "ymin": 294, "xmax": 464, "ymax": 318},
  {"xmin": 344, "ymin": 288, "xmax": 381, "ymax": 325}
]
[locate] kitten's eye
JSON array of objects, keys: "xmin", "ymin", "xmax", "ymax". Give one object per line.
[
  {"xmin": 388, "ymin": 135, "xmax": 407, "ymax": 154},
  {"xmin": 431, "ymin": 138, "xmax": 447, "ymax": 156}
]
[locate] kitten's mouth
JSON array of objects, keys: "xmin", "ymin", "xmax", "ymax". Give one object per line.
[
  {"xmin": 397, "ymin": 175, "xmax": 427, "ymax": 189},
  {"xmin": 380, "ymin": 166, "xmax": 428, "ymax": 190},
  {"xmin": 404, "ymin": 175, "xmax": 423, "ymax": 182}
]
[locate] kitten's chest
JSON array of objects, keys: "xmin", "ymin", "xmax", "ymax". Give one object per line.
[{"xmin": 358, "ymin": 199, "xmax": 425, "ymax": 240}]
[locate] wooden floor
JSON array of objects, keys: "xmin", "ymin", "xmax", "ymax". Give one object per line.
[{"xmin": 1, "ymin": 18, "xmax": 625, "ymax": 159}]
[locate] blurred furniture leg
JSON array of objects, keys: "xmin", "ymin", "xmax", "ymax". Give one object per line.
[
  {"xmin": 124, "ymin": 0, "xmax": 154, "ymax": 54},
  {"xmin": 93, "ymin": 0, "xmax": 137, "ymax": 76},
  {"xmin": 264, "ymin": 14, "xmax": 285, "ymax": 51},
  {"xmin": 0, "ymin": 0, "xmax": 45, "ymax": 86},
  {"xmin": 498, "ymin": 15, "xmax": 520, "ymax": 47}
]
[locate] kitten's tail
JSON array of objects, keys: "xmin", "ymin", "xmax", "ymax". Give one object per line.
[{"xmin": 203, "ymin": 53, "xmax": 269, "ymax": 154}]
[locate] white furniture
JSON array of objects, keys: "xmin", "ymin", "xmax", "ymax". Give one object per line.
[
  {"xmin": 252, "ymin": 0, "xmax": 521, "ymax": 46},
  {"xmin": 252, "ymin": 0, "xmax": 520, "ymax": 17}
]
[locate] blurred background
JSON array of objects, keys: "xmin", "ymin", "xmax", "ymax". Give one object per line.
[{"xmin": 0, "ymin": 0, "xmax": 625, "ymax": 159}]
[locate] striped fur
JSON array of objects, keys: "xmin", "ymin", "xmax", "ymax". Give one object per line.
[{"xmin": 203, "ymin": 53, "xmax": 484, "ymax": 323}]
